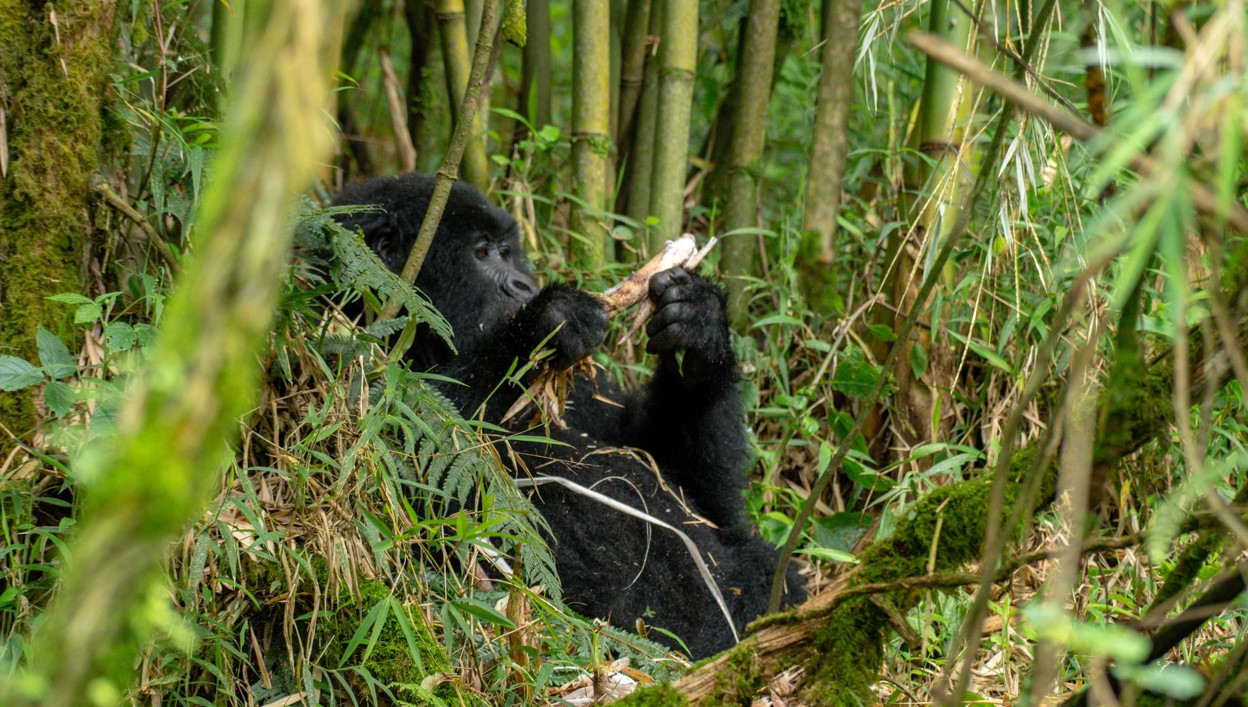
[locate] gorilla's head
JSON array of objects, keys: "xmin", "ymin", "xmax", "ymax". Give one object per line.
[{"xmin": 332, "ymin": 174, "xmax": 538, "ymax": 362}]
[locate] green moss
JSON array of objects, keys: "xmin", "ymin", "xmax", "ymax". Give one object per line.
[
  {"xmin": 0, "ymin": 1, "xmax": 116, "ymax": 452},
  {"xmin": 795, "ymin": 477, "xmax": 1009, "ymax": 702},
  {"xmin": 802, "ymin": 598, "xmax": 888, "ymax": 705},
  {"xmin": 614, "ymin": 683, "xmax": 690, "ymax": 706},
  {"xmin": 705, "ymin": 646, "xmax": 766, "ymax": 704},
  {"xmin": 315, "ymin": 577, "xmax": 478, "ymax": 704}
]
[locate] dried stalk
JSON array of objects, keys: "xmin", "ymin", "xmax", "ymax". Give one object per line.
[{"xmin": 501, "ymin": 235, "xmax": 716, "ymax": 427}]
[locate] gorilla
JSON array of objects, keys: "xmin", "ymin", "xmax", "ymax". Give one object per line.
[{"xmin": 333, "ymin": 173, "xmax": 804, "ymax": 658}]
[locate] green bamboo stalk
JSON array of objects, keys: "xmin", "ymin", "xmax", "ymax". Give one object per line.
[
  {"xmin": 647, "ymin": 0, "xmax": 697, "ymax": 253},
  {"xmin": 902, "ymin": 0, "xmax": 974, "ymax": 229},
  {"xmin": 882, "ymin": 0, "xmax": 974, "ymax": 455},
  {"xmin": 8, "ymin": 2, "xmax": 346, "ymax": 704},
  {"xmin": 622, "ymin": 0, "xmax": 663, "ymax": 239},
  {"xmin": 721, "ymin": 0, "xmax": 782, "ymax": 324},
  {"xmin": 436, "ymin": 0, "xmax": 490, "ymax": 191},
  {"xmin": 517, "ymin": 0, "xmax": 551, "ymax": 130},
  {"xmin": 607, "ymin": 0, "xmax": 625, "ymax": 202},
  {"xmin": 802, "ymin": 0, "xmax": 864, "ymax": 272},
  {"xmin": 209, "ymin": 0, "xmax": 247, "ymax": 83},
  {"xmin": 465, "ymin": 0, "xmax": 483, "ymax": 49},
  {"xmin": 337, "ymin": 2, "xmax": 383, "ymax": 176},
  {"xmin": 403, "ymin": 0, "xmax": 437, "ymax": 160},
  {"xmin": 570, "ymin": 0, "xmax": 612, "ymax": 269},
  {"xmin": 382, "ymin": 0, "xmax": 501, "ymax": 321},
  {"xmin": 616, "ymin": 0, "xmax": 651, "ymax": 156}
]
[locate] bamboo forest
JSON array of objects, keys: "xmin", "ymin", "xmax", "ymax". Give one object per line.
[{"xmin": 1, "ymin": 0, "xmax": 1247, "ymax": 704}]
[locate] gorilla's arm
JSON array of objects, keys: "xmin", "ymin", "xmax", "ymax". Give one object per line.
[
  {"xmin": 571, "ymin": 269, "xmax": 751, "ymax": 535},
  {"xmin": 435, "ymin": 283, "xmax": 608, "ymax": 421}
]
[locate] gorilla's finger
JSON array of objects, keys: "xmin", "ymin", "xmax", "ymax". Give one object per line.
[
  {"xmin": 650, "ymin": 267, "xmax": 692, "ymax": 301},
  {"xmin": 646, "ymin": 322, "xmax": 688, "ymax": 354},
  {"xmin": 647, "ymin": 301, "xmax": 701, "ymax": 337}
]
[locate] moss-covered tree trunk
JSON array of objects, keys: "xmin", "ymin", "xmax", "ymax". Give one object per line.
[
  {"xmin": 9, "ymin": 0, "xmax": 348, "ymax": 702},
  {"xmin": 0, "ymin": 1, "xmax": 117, "ymax": 456}
]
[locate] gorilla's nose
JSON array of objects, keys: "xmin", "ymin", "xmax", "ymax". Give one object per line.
[{"xmin": 507, "ymin": 273, "xmax": 538, "ymax": 301}]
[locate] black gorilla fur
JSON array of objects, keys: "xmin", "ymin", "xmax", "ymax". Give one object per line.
[{"xmin": 333, "ymin": 173, "xmax": 804, "ymax": 658}]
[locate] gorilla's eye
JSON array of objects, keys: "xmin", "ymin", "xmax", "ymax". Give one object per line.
[
  {"xmin": 474, "ymin": 247, "xmax": 488, "ymax": 260},
  {"xmin": 499, "ymin": 246, "xmax": 511, "ymax": 259}
]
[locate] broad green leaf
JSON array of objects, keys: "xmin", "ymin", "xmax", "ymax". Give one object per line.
[
  {"xmin": 46, "ymin": 292, "xmax": 94, "ymax": 306},
  {"xmin": 910, "ymin": 342, "xmax": 928, "ymax": 379},
  {"xmin": 796, "ymin": 546, "xmax": 859, "ymax": 564},
  {"xmin": 105, "ymin": 321, "xmax": 138, "ymax": 352},
  {"xmin": 44, "ymin": 380, "xmax": 74, "ymax": 418},
  {"xmin": 36, "ymin": 328, "xmax": 76, "ymax": 379},
  {"xmin": 830, "ymin": 349, "xmax": 877, "ymax": 399},
  {"xmin": 817, "ymin": 440, "xmax": 832, "ymax": 476},
  {"xmin": 0, "ymin": 356, "xmax": 44, "ymax": 392},
  {"xmin": 866, "ymin": 323, "xmax": 895, "ymax": 342},
  {"xmin": 73, "ymin": 302, "xmax": 104, "ymax": 325},
  {"xmin": 812, "ymin": 512, "xmax": 873, "ymax": 553}
]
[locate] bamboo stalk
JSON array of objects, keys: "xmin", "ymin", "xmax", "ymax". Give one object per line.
[
  {"xmin": 403, "ymin": 0, "xmax": 437, "ymax": 163},
  {"xmin": 380, "ymin": 50, "xmax": 418, "ymax": 172},
  {"xmin": 570, "ymin": 0, "xmax": 612, "ymax": 269},
  {"xmin": 622, "ymin": 0, "xmax": 663, "ymax": 240},
  {"xmin": 802, "ymin": 0, "xmax": 864, "ymax": 272},
  {"xmin": 908, "ymin": 30, "xmax": 1248, "ymax": 235},
  {"xmin": 616, "ymin": 0, "xmax": 651, "ymax": 152},
  {"xmin": 517, "ymin": 0, "xmax": 551, "ymax": 131},
  {"xmin": 647, "ymin": 0, "xmax": 697, "ymax": 253},
  {"xmin": 883, "ymin": 0, "xmax": 975, "ymax": 460},
  {"xmin": 436, "ymin": 0, "xmax": 490, "ymax": 191},
  {"xmin": 721, "ymin": 0, "xmax": 782, "ymax": 324}
]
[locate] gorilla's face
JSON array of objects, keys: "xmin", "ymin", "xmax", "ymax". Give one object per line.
[
  {"xmin": 419, "ymin": 202, "xmax": 538, "ymax": 353},
  {"xmin": 332, "ymin": 173, "xmax": 540, "ymax": 359}
]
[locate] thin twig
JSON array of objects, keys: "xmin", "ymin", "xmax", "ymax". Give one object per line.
[
  {"xmin": 89, "ymin": 174, "xmax": 177, "ymax": 270},
  {"xmin": 379, "ymin": 50, "xmax": 417, "ymax": 172},
  {"xmin": 380, "ymin": 0, "xmax": 501, "ymax": 321}
]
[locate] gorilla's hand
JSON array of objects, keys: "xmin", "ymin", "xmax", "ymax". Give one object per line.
[
  {"xmin": 528, "ymin": 284, "xmax": 609, "ymax": 370},
  {"xmin": 646, "ymin": 268, "xmax": 734, "ymax": 383}
]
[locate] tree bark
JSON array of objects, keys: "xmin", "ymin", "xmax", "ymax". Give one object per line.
[{"xmin": 0, "ymin": 0, "xmax": 117, "ymax": 456}]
